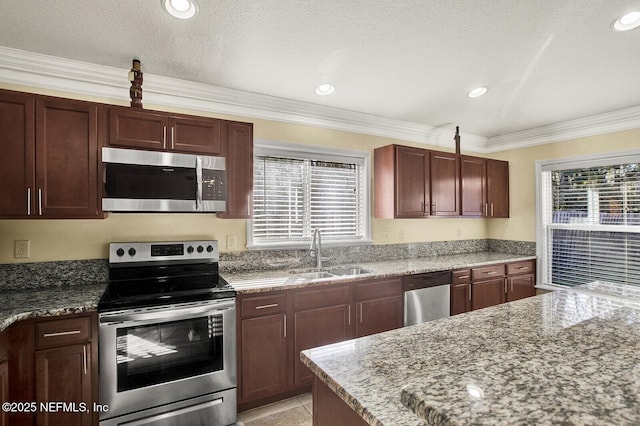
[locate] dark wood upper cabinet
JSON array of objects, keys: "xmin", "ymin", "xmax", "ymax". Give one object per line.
[
  {"xmin": 486, "ymin": 159, "xmax": 509, "ymax": 218},
  {"xmin": 460, "ymin": 155, "xmax": 487, "ymax": 217},
  {"xmin": 108, "ymin": 107, "xmax": 225, "ymax": 155},
  {"xmin": 375, "ymin": 145, "xmax": 429, "ymax": 218},
  {"xmin": 430, "ymin": 150, "xmax": 460, "ymax": 216},
  {"xmin": 0, "ymin": 90, "xmax": 102, "ymax": 219},
  {"xmin": 0, "ymin": 90, "xmax": 35, "ymax": 217},
  {"xmin": 219, "ymin": 121, "xmax": 254, "ymax": 218}
]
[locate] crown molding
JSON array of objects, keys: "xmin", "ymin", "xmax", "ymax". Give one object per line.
[
  {"xmin": 486, "ymin": 106, "xmax": 640, "ymax": 152},
  {"xmin": 1, "ymin": 46, "xmax": 638, "ymax": 154}
]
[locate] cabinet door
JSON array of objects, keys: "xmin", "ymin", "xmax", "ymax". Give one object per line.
[
  {"xmin": 506, "ymin": 274, "xmax": 535, "ymax": 302},
  {"xmin": 0, "ymin": 91, "xmax": 35, "ymax": 217},
  {"xmin": 356, "ymin": 295, "xmax": 403, "ymax": 337},
  {"xmin": 170, "ymin": 116, "xmax": 224, "ymax": 155},
  {"xmin": 430, "ymin": 151, "xmax": 459, "ymax": 216},
  {"xmin": 0, "ymin": 360, "xmax": 7, "ymax": 426},
  {"xmin": 240, "ymin": 314, "xmax": 288, "ymax": 402},
  {"xmin": 35, "ymin": 99, "xmax": 101, "ymax": 218},
  {"xmin": 450, "ymin": 283, "xmax": 471, "ymax": 316},
  {"xmin": 395, "ymin": 146, "xmax": 429, "ymax": 217},
  {"xmin": 109, "ymin": 108, "xmax": 168, "ymax": 150},
  {"xmin": 486, "ymin": 159, "xmax": 509, "ymax": 218},
  {"xmin": 460, "ymin": 156, "xmax": 486, "ymax": 217},
  {"xmin": 219, "ymin": 121, "xmax": 253, "ymax": 218},
  {"xmin": 471, "ymin": 278, "xmax": 505, "ymax": 310},
  {"xmin": 35, "ymin": 343, "xmax": 92, "ymax": 426},
  {"xmin": 294, "ymin": 305, "xmax": 351, "ymax": 387}
]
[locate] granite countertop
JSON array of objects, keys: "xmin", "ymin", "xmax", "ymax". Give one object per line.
[
  {"xmin": 301, "ymin": 283, "xmax": 640, "ymax": 426},
  {"xmin": 0, "ymin": 282, "xmax": 106, "ymax": 333},
  {"xmin": 224, "ymin": 251, "xmax": 535, "ymax": 293}
]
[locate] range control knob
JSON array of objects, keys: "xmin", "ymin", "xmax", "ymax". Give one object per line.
[
  {"xmin": 206, "ymin": 245, "xmax": 214, "ymax": 253},
  {"xmin": 197, "ymin": 245, "xmax": 204, "ymax": 253},
  {"xmin": 116, "ymin": 248, "xmax": 125, "ymax": 257},
  {"xmin": 128, "ymin": 248, "xmax": 136, "ymax": 257},
  {"xmin": 187, "ymin": 246, "xmax": 194, "ymax": 254}
]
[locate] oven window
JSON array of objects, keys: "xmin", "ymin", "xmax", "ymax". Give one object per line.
[
  {"xmin": 116, "ymin": 315, "xmax": 223, "ymax": 392},
  {"xmin": 104, "ymin": 163, "xmax": 197, "ymax": 200}
]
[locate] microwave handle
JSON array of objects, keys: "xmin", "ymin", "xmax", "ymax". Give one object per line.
[{"xmin": 196, "ymin": 156, "xmax": 202, "ymax": 210}]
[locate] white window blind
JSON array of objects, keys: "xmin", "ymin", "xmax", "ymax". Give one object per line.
[
  {"xmin": 540, "ymin": 157, "xmax": 640, "ymax": 287},
  {"xmin": 250, "ymin": 144, "xmax": 369, "ymax": 248}
]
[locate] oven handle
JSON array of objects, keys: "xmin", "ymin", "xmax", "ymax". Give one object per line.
[{"xmin": 99, "ymin": 300, "xmax": 235, "ymax": 325}]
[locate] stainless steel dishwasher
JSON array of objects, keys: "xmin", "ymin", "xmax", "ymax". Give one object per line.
[{"xmin": 403, "ymin": 270, "xmax": 451, "ymax": 326}]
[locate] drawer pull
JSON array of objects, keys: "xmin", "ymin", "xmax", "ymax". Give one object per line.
[
  {"xmin": 518, "ymin": 266, "xmax": 529, "ymax": 270},
  {"xmin": 255, "ymin": 303, "xmax": 279, "ymax": 310},
  {"xmin": 457, "ymin": 275, "xmax": 469, "ymax": 279},
  {"xmin": 43, "ymin": 330, "xmax": 82, "ymax": 338},
  {"xmin": 485, "ymin": 271, "xmax": 498, "ymax": 275}
]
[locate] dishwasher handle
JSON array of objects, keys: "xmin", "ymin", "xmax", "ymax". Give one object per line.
[{"xmin": 403, "ymin": 270, "xmax": 451, "ymax": 291}]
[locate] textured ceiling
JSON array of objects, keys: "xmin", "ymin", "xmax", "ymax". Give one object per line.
[{"xmin": 1, "ymin": 0, "xmax": 639, "ymax": 138}]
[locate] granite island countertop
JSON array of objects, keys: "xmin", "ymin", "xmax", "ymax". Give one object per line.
[
  {"xmin": 301, "ymin": 283, "xmax": 640, "ymax": 426},
  {"xmin": 0, "ymin": 282, "xmax": 106, "ymax": 333},
  {"xmin": 224, "ymin": 251, "xmax": 535, "ymax": 293}
]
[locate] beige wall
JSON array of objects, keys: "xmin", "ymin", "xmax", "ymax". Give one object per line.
[
  {"xmin": 487, "ymin": 128, "xmax": 640, "ymax": 241},
  {"xmin": 0, "ymin": 83, "xmax": 487, "ymax": 263}
]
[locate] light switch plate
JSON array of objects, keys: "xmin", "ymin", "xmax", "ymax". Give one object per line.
[{"xmin": 226, "ymin": 235, "xmax": 237, "ymax": 250}]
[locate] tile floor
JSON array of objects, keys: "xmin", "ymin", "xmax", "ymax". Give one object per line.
[{"xmin": 237, "ymin": 393, "xmax": 312, "ymax": 426}]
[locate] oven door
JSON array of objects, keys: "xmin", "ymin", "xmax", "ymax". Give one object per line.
[{"xmin": 98, "ymin": 298, "xmax": 236, "ymax": 422}]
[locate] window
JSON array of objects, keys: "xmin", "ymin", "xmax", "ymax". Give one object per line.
[
  {"xmin": 248, "ymin": 141, "xmax": 371, "ymax": 249},
  {"xmin": 537, "ymin": 151, "xmax": 640, "ymax": 288}
]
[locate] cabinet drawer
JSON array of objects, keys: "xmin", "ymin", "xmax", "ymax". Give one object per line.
[
  {"xmin": 452, "ymin": 269, "xmax": 471, "ymax": 284},
  {"xmin": 36, "ymin": 315, "xmax": 91, "ymax": 349},
  {"xmin": 471, "ymin": 264, "xmax": 505, "ymax": 281},
  {"xmin": 355, "ymin": 278, "xmax": 402, "ymax": 301},
  {"xmin": 241, "ymin": 293, "xmax": 287, "ymax": 318},
  {"xmin": 506, "ymin": 260, "xmax": 535, "ymax": 276},
  {"xmin": 294, "ymin": 285, "xmax": 351, "ymax": 311}
]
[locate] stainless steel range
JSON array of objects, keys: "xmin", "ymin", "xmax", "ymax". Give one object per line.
[{"xmin": 98, "ymin": 240, "xmax": 237, "ymax": 426}]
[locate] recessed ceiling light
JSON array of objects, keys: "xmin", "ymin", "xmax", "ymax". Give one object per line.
[
  {"xmin": 162, "ymin": 0, "xmax": 198, "ymax": 19},
  {"xmin": 315, "ymin": 83, "xmax": 335, "ymax": 96},
  {"xmin": 467, "ymin": 87, "xmax": 488, "ymax": 98},
  {"xmin": 612, "ymin": 11, "xmax": 640, "ymax": 32}
]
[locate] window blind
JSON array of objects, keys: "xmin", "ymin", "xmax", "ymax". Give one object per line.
[
  {"xmin": 541, "ymin": 161, "xmax": 640, "ymax": 287},
  {"xmin": 252, "ymin": 153, "xmax": 367, "ymax": 246}
]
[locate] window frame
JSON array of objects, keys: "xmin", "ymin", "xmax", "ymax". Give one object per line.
[
  {"xmin": 247, "ymin": 139, "xmax": 372, "ymax": 250},
  {"xmin": 535, "ymin": 149, "xmax": 640, "ymax": 290}
]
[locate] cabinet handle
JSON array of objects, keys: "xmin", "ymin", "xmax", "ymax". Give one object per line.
[
  {"xmin": 360, "ymin": 303, "xmax": 363, "ymax": 324},
  {"xmin": 83, "ymin": 345, "xmax": 88, "ymax": 375},
  {"xmin": 255, "ymin": 303, "xmax": 278, "ymax": 310},
  {"xmin": 283, "ymin": 314, "xmax": 287, "ymax": 338},
  {"xmin": 432, "ymin": 202, "xmax": 437, "ymax": 215},
  {"xmin": 348, "ymin": 305, "xmax": 351, "ymax": 326},
  {"xmin": 38, "ymin": 188, "xmax": 42, "ymax": 216},
  {"xmin": 43, "ymin": 330, "xmax": 82, "ymax": 338},
  {"xmin": 457, "ymin": 275, "xmax": 469, "ymax": 279},
  {"xmin": 518, "ymin": 266, "xmax": 529, "ymax": 271},
  {"xmin": 504, "ymin": 279, "xmax": 507, "ymax": 294},
  {"xmin": 484, "ymin": 203, "xmax": 488, "ymax": 217},
  {"xmin": 469, "ymin": 284, "xmax": 472, "ymax": 300},
  {"xmin": 171, "ymin": 126, "xmax": 175, "ymax": 150},
  {"xmin": 421, "ymin": 201, "xmax": 425, "ymax": 212},
  {"xmin": 511, "ymin": 280, "xmax": 514, "ymax": 292},
  {"xmin": 27, "ymin": 188, "xmax": 31, "ymax": 215},
  {"xmin": 163, "ymin": 126, "xmax": 167, "ymax": 150},
  {"xmin": 491, "ymin": 203, "xmax": 494, "ymax": 217},
  {"xmin": 485, "ymin": 271, "xmax": 497, "ymax": 275}
]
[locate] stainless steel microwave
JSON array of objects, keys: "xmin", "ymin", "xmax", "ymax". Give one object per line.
[{"xmin": 102, "ymin": 147, "xmax": 226, "ymax": 212}]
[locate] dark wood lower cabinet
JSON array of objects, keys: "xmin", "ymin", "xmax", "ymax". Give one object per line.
[
  {"xmin": 294, "ymin": 305, "xmax": 351, "ymax": 387},
  {"xmin": 471, "ymin": 278, "xmax": 505, "ymax": 310},
  {"xmin": 506, "ymin": 273, "xmax": 536, "ymax": 302},
  {"xmin": 312, "ymin": 376, "xmax": 367, "ymax": 426},
  {"xmin": 450, "ymin": 282, "xmax": 471, "ymax": 315},
  {"xmin": 0, "ymin": 360, "xmax": 7, "ymax": 426},
  {"xmin": 240, "ymin": 314, "xmax": 288, "ymax": 402},
  {"xmin": 35, "ymin": 343, "xmax": 93, "ymax": 426}
]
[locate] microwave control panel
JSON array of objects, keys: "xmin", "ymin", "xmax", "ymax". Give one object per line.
[{"xmin": 202, "ymin": 169, "xmax": 226, "ymax": 201}]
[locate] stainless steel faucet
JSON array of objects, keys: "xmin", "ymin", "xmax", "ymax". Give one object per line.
[{"xmin": 309, "ymin": 229, "xmax": 323, "ymax": 268}]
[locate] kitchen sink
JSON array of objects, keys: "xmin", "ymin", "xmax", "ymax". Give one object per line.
[
  {"xmin": 327, "ymin": 267, "xmax": 371, "ymax": 276},
  {"xmin": 296, "ymin": 271, "xmax": 335, "ymax": 279}
]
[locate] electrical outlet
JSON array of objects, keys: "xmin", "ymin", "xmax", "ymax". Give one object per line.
[
  {"xmin": 14, "ymin": 240, "xmax": 30, "ymax": 259},
  {"xmin": 226, "ymin": 235, "xmax": 237, "ymax": 250},
  {"xmin": 399, "ymin": 231, "xmax": 405, "ymax": 242},
  {"xmin": 457, "ymin": 228, "xmax": 462, "ymax": 237}
]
